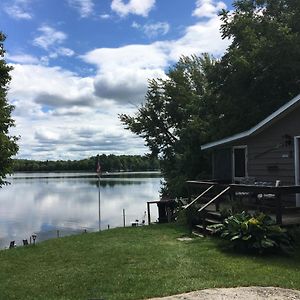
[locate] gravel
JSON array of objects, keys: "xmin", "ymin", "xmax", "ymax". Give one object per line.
[{"xmin": 146, "ymin": 286, "xmax": 300, "ymax": 300}]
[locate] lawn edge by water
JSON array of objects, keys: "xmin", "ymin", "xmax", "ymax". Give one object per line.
[{"xmin": 1, "ymin": 224, "xmax": 300, "ymax": 300}]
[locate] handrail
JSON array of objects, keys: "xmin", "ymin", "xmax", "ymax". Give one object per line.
[
  {"xmin": 182, "ymin": 185, "xmax": 214, "ymax": 210},
  {"xmin": 198, "ymin": 186, "xmax": 231, "ymax": 212}
]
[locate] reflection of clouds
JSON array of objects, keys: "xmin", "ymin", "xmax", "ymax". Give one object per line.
[{"xmin": 0, "ymin": 174, "xmax": 161, "ymax": 248}]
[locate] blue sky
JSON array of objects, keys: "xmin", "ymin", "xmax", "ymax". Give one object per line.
[{"xmin": 1, "ymin": 0, "xmax": 232, "ymax": 160}]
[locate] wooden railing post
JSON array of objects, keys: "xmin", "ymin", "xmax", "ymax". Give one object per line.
[
  {"xmin": 187, "ymin": 206, "xmax": 193, "ymax": 235},
  {"xmin": 187, "ymin": 182, "xmax": 191, "ymax": 203},
  {"xmin": 276, "ymin": 193, "xmax": 282, "ymax": 225},
  {"xmin": 147, "ymin": 202, "xmax": 151, "ymax": 225}
]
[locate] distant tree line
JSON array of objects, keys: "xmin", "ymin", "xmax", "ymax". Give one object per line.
[{"xmin": 12, "ymin": 155, "xmax": 160, "ymax": 172}]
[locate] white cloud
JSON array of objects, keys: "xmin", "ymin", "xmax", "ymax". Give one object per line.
[
  {"xmin": 82, "ymin": 14, "xmax": 229, "ymax": 105},
  {"xmin": 167, "ymin": 15, "xmax": 228, "ymax": 60},
  {"xmin": 56, "ymin": 47, "xmax": 75, "ymax": 57},
  {"xmin": 7, "ymin": 4, "xmax": 231, "ymax": 160},
  {"xmin": 83, "ymin": 44, "xmax": 168, "ymax": 71},
  {"xmin": 8, "ymin": 63, "xmax": 145, "ymax": 160},
  {"xmin": 93, "ymin": 68, "xmax": 165, "ymax": 103},
  {"xmin": 193, "ymin": 0, "xmax": 227, "ymax": 18},
  {"xmin": 131, "ymin": 21, "xmax": 140, "ymax": 29},
  {"xmin": 82, "ymin": 44, "xmax": 167, "ymax": 104},
  {"xmin": 6, "ymin": 53, "xmax": 39, "ymax": 64},
  {"xmin": 9, "ymin": 64, "xmax": 96, "ymax": 110},
  {"xmin": 68, "ymin": 0, "xmax": 94, "ymax": 18},
  {"xmin": 100, "ymin": 14, "xmax": 111, "ymax": 19},
  {"xmin": 35, "ymin": 130, "xmax": 61, "ymax": 143},
  {"xmin": 111, "ymin": 0, "xmax": 156, "ymax": 17},
  {"xmin": 132, "ymin": 21, "xmax": 170, "ymax": 38},
  {"xmin": 4, "ymin": 0, "xmax": 33, "ymax": 20},
  {"xmin": 33, "ymin": 26, "xmax": 67, "ymax": 50},
  {"xmin": 32, "ymin": 26, "xmax": 74, "ymax": 61}
]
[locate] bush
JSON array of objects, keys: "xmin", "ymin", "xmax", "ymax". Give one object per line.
[{"xmin": 211, "ymin": 211, "xmax": 293, "ymax": 254}]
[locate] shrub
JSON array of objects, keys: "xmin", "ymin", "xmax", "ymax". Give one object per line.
[{"xmin": 211, "ymin": 211, "xmax": 293, "ymax": 254}]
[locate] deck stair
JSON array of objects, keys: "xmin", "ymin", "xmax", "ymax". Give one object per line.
[{"xmin": 184, "ymin": 184, "xmax": 231, "ymax": 235}]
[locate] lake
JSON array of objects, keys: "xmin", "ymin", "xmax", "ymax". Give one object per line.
[{"xmin": 0, "ymin": 172, "xmax": 162, "ymax": 249}]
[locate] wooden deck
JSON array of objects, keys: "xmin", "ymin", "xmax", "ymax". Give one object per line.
[{"xmin": 186, "ymin": 180, "xmax": 300, "ymax": 226}]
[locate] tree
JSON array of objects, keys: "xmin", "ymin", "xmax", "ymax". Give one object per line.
[
  {"xmin": 0, "ymin": 32, "xmax": 18, "ymax": 186},
  {"xmin": 120, "ymin": 55, "xmax": 216, "ymax": 196},
  {"xmin": 120, "ymin": 0, "xmax": 300, "ymax": 196},
  {"xmin": 210, "ymin": 0, "xmax": 300, "ymax": 139}
]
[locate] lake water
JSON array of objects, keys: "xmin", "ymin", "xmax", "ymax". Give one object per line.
[{"xmin": 0, "ymin": 172, "xmax": 162, "ymax": 249}]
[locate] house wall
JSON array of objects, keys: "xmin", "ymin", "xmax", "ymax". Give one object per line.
[{"xmin": 236, "ymin": 105, "xmax": 300, "ymax": 185}]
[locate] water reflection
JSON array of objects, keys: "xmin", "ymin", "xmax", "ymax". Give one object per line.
[{"xmin": 0, "ymin": 172, "xmax": 161, "ymax": 249}]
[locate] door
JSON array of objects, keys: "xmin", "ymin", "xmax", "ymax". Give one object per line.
[
  {"xmin": 213, "ymin": 148, "xmax": 232, "ymax": 182},
  {"xmin": 232, "ymin": 146, "xmax": 247, "ymax": 182}
]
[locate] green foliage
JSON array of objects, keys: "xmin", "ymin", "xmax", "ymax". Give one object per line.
[
  {"xmin": 120, "ymin": 0, "xmax": 300, "ymax": 196},
  {"xmin": 0, "ymin": 32, "xmax": 18, "ymax": 186},
  {"xmin": 212, "ymin": 211, "xmax": 293, "ymax": 254},
  {"xmin": 288, "ymin": 226, "xmax": 300, "ymax": 246},
  {"xmin": 13, "ymin": 154, "xmax": 160, "ymax": 172},
  {"xmin": 120, "ymin": 55, "xmax": 214, "ymax": 196},
  {"xmin": 175, "ymin": 206, "xmax": 203, "ymax": 229},
  {"xmin": 212, "ymin": 0, "xmax": 300, "ymax": 138}
]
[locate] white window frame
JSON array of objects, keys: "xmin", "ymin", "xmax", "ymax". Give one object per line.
[
  {"xmin": 232, "ymin": 145, "xmax": 248, "ymax": 182},
  {"xmin": 294, "ymin": 136, "xmax": 300, "ymax": 206}
]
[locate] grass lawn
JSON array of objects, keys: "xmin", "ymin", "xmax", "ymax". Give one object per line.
[{"xmin": 1, "ymin": 224, "xmax": 300, "ymax": 300}]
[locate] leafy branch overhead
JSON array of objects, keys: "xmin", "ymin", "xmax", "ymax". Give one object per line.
[{"xmin": 120, "ymin": 54, "xmax": 216, "ymax": 155}]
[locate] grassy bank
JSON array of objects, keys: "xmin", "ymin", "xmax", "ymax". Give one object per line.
[{"xmin": 1, "ymin": 224, "xmax": 300, "ymax": 300}]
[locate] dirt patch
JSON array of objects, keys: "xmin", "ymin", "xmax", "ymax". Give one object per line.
[{"xmin": 147, "ymin": 287, "xmax": 300, "ymax": 299}]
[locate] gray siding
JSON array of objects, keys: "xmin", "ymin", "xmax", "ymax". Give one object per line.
[{"xmin": 230, "ymin": 105, "xmax": 300, "ymax": 185}]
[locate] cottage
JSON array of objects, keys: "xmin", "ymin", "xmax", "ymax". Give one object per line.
[
  {"xmin": 182, "ymin": 94, "xmax": 300, "ymax": 228},
  {"xmin": 201, "ymin": 93, "xmax": 300, "ymax": 188}
]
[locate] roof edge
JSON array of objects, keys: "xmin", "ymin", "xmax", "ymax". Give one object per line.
[{"xmin": 201, "ymin": 93, "xmax": 300, "ymax": 150}]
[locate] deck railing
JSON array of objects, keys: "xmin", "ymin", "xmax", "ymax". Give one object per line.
[{"xmin": 186, "ymin": 180, "xmax": 300, "ymax": 225}]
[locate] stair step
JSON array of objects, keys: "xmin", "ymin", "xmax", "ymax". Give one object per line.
[
  {"xmin": 195, "ymin": 224, "xmax": 204, "ymax": 230},
  {"xmin": 205, "ymin": 218, "xmax": 221, "ymax": 224},
  {"xmin": 195, "ymin": 224, "xmax": 215, "ymax": 234},
  {"xmin": 192, "ymin": 231, "xmax": 204, "ymax": 238},
  {"xmin": 206, "ymin": 211, "xmax": 222, "ymax": 218},
  {"xmin": 199, "ymin": 204, "xmax": 216, "ymax": 211}
]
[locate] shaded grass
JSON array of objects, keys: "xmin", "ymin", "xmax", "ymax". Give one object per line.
[{"xmin": 1, "ymin": 224, "xmax": 300, "ymax": 300}]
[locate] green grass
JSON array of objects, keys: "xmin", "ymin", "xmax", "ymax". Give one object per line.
[{"xmin": 1, "ymin": 224, "xmax": 300, "ymax": 300}]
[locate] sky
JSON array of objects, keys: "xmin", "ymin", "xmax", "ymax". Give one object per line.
[{"xmin": 1, "ymin": 0, "xmax": 232, "ymax": 161}]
